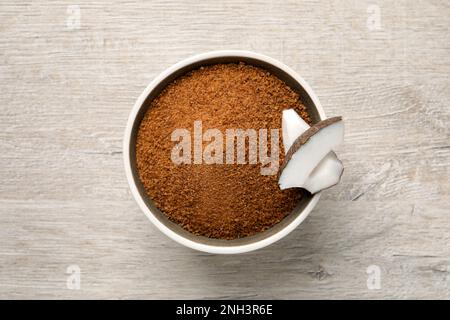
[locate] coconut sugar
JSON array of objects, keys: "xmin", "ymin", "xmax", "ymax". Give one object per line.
[{"xmin": 136, "ymin": 63, "xmax": 311, "ymax": 239}]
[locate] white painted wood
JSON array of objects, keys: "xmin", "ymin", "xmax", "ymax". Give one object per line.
[{"xmin": 0, "ymin": 0, "xmax": 448, "ymax": 299}]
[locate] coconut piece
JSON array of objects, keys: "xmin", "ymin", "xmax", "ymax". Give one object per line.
[
  {"xmin": 282, "ymin": 109, "xmax": 309, "ymax": 153},
  {"xmin": 281, "ymin": 109, "xmax": 344, "ymax": 193},
  {"xmin": 279, "ymin": 116, "xmax": 344, "ymax": 191},
  {"xmin": 302, "ymin": 153, "xmax": 344, "ymax": 193}
]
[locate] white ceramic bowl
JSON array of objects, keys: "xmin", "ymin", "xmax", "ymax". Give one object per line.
[{"xmin": 124, "ymin": 50, "xmax": 326, "ymax": 254}]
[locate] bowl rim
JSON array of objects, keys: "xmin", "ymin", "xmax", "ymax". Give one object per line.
[{"xmin": 123, "ymin": 50, "xmax": 325, "ymax": 254}]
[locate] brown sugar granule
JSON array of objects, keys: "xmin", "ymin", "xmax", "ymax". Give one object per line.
[{"xmin": 136, "ymin": 63, "xmax": 311, "ymax": 240}]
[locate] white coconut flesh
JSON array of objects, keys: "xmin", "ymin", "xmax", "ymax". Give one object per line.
[
  {"xmin": 281, "ymin": 109, "xmax": 344, "ymax": 193},
  {"xmin": 302, "ymin": 153, "xmax": 343, "ymax": 193},
  {"xmin": 282, "ymin": 108, "xmax": 309, "ymax": 151},
  {"xmin": 279, "ymin": 111, "xmax": 344, "ymax": 193}
]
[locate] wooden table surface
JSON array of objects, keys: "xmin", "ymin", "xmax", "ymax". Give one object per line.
[{"xmin": 1, "ymin": 0, "xmax": 449, "ymax": 299}]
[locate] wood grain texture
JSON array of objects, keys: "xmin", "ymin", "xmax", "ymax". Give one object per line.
[{"xmin": 0, "ymin": 0, "xmax": 449, "ymax": 299}]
